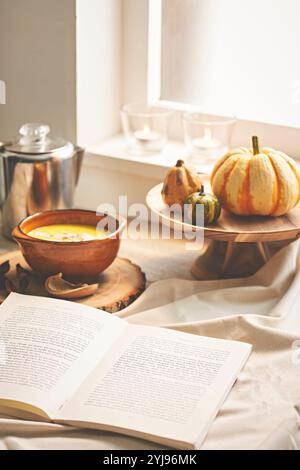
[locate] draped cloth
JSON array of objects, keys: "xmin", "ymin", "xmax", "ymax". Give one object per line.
[{"xmin": 0, "ymin": 239, "xmax": 300, "ymax": 450}]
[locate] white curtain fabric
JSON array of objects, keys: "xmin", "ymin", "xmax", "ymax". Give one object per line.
[{"xmin": 1, "ymin": 240, "xmax": 300, "ymax": 449}]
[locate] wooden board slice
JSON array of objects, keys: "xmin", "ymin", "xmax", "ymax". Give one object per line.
[{"xmin": 0, "ymin": 251, "xmax": 146, "ymax": 313}]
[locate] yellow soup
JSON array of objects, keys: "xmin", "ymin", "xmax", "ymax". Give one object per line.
[{"xmin": 27, "ymin": 224, "xmax": 109, "ymax": 242}]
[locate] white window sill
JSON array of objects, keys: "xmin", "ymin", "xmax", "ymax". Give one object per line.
[{"xmin": 85, "ymin": 134, "xmax": 214, "ymax": 179}]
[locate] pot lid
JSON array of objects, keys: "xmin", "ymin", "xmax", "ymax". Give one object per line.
[{"xmin": 4, "ymin": 123, "xmax": 72, "ymax": 155}]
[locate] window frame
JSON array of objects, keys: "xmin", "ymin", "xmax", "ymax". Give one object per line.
[{"xmin": 146, "ymin": 0, "xmax": 300, "ymax": 158}]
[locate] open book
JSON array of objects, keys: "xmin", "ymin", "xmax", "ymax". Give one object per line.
[{"xmin": 0, "ymin": 293, "xmax": 251, "ymax": 449}]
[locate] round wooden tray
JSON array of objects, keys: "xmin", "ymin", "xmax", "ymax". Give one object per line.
[
  {"xmin": 0, "ymin": 251, "xmax": 146, "ymax": 313},
  {"xmin": 146, "ymin": 177, "xmax": 300, "ymax": 279},
  {"xmin": 147, "ymin": 178, "xmax": 300, "ymax": 243}
]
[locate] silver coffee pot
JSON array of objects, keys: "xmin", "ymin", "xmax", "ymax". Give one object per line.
[{"xmin": 0, "ymin": 123, "xmax": 84, "ymax": 239}]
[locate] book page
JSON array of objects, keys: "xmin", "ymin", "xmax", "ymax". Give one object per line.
[
  {"xmin": 59, "ymin": 325, "xmax": 251, "ymax": 448},
  {"xmin": 0, "ymin": 293, "xmax": 125, "ymax": 418}
]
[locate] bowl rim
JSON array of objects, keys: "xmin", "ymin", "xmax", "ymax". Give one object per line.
[{"xmin": 15, "ymin": 209, "xmax": 126, "ymax": 245}]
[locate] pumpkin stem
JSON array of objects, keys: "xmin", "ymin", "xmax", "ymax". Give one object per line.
[
  {"xmin": 175, "ymin": 159, "xmax": 185, "ymax": 167},
  {"xmin": 252, "ymin": 136, "xmax": 260, "ymax": 155}
]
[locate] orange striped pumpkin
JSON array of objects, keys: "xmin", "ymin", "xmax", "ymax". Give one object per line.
[{"xmin": 210, "ymin": 137, "xmax": 300, "ymax": 217}]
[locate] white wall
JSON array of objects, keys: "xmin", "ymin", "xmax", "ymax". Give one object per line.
[
  {"xmin": 0, "ymin": 0, "xmax": 159, "ymax": 212},
  {"xmin": 76, "ymin": 0, "xmax": 154, "ymax": 210},
  {"xmin": 75, "ymin": 164, "xmax": 159, "ymax": 213},
  {"xmin": 122, "ymin": 0, "xmax": 149, "ymax": 104},
  {"xmin": 0, "ymin": 0, "xmax": 148, "ymax": 146},
  {"xmin": 0, "ymin": 0, "xmax": 77, "ymax": 142},
  {"xmin": 76, "ymin": 0, "xmax": 123, "ymax": 146}
]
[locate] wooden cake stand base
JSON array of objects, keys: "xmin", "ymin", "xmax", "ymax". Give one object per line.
[
  {"xmin": 0, "ymin": 251, "xmax": 146, "ymax": 313},
  {"xmin": 191, "ymin": 239, "xmax": 291, "ymax": 280}
]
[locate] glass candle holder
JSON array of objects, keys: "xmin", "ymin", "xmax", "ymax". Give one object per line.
[
  {"xmin": 182, "ymin": 113, "xmax": 236, "ymax": 165},
  {"xmin": 121, "ymin": 103, "xmax": 173, "ymax": 155}
]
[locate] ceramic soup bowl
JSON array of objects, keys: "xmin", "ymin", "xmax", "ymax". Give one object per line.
[{"xmin": 12, "ymin": 209, "xmax": 126, "ymax": 280}]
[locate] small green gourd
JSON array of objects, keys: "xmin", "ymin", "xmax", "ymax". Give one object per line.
[{"xmin": 184, "ymin": 192, "xmax": 221, "ymax": 226}]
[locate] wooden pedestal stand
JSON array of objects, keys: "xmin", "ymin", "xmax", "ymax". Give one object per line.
[
  {"xmin": 147, "ymin": 182, "xmax": 300, "ymax": 280},
  {"xmin": 190, "ymin": 239, "xmax": 292, "ymax": 280}
]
